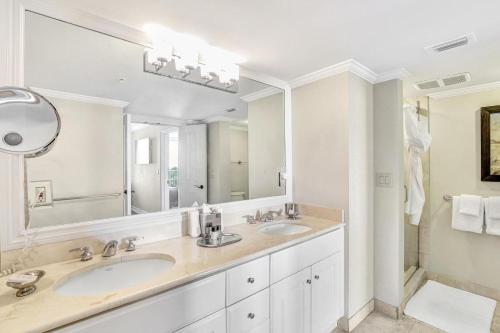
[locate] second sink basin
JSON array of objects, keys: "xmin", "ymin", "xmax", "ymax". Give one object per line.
[
  {"xmin": 258, "ymin": 222, "xmax": 312, "ymax": 236},
  {"xmin": 55, "ymin": 254, "xmax": 175, "ymax": 296}
]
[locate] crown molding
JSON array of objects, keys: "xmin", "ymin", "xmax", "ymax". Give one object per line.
[
  {"xmin": 240, "ymin": 86, "xmax": 283, "ymax": 102},
  {"xmin": 290, "ymin": 59, "xmax": 377, "ymax": 88},
  {"xmin": 427, "ymin": 81, "xmax": 500, "ymax": 99},
  {"xmin": 30, "ymin": 87, "xmax": 129, "ymax": 108},
  {"xmin": 375, "ymin": 68, "xmax": 411, "ymax": 83},
  {"xmin": 289, "ymin": 59, "xmax": 410, "ymax": 88}
]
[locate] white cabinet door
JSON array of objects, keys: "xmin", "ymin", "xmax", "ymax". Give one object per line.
[
  {"xmin": 270, "ymin": 268, "xmax": 311, "ymax": 333},
  {"xmin": 311, "ymin": 253, "xmax": 344, "ymax": 333},
  {"xmin": 174, "ymin": 309, "xmax": 226, "ymax": 333}
]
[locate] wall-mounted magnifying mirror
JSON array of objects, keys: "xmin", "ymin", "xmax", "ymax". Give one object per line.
[{"xmin": 0, "ymin": 87, "xmax": 60, "ymax": 157}]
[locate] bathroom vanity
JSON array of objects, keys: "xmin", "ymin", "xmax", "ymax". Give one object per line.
[{"xmin": 0, "ymin": 217, "xmax": 344, "ymax": 333}]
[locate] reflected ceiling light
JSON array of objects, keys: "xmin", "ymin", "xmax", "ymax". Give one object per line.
[{"xmin": 143, "ymin": 23, "xmax": 246, "ymax": 93}]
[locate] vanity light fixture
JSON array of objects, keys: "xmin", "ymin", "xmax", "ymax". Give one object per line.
[{"xmin": 143, "ymin": 23, "xmax": 245, "ymax": 93}]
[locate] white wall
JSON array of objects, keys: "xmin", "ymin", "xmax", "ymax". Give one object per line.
[
  {"xmin": 429, "ymin": 88, "xmax": 500, "ymax": 292},
  {"xmin": 292, "ymin": 72, "xmax": 374, "ymax": 318},
  {"xmin": 373, "ymin": 80, "xmax": 405, "ymax": 307},
  {"xmin": 293, "ymin": 73, "xmax": 350, "ymax": 208},
  {"xmin": 347, "ymin": 74, "xmax": 374, "ymax": 316},
  {"xmin": 208, "ymin": 122, "xmax": 232, "ymax": 204},
  {"xmin": 248, "ymin": 93, "xmax": 286, "ymax": 199},
  {"xmin": 26, "ymin": 97, "xmax": 124, "ymax": 228}
]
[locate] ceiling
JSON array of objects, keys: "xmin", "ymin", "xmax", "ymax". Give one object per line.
[
  {"xmin": 39, "ymin": 0, "xmax": 500, "ymax": 97},
  {"xmin": 25, "ymin": 12, "xmax": 276, "ymax": 122}
]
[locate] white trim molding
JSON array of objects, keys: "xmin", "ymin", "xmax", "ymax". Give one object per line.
[
  {"xmin": 375, "ymin": 68, "xmax": 411, "ymax": 84},
  {"xmin": 289, "ymin": 59, "xmax": 411, "ymax": 88},
  {"xmin": 289, "ymin": 59, "xmax": 377, "ymax": 88},
  {"xmin": 30, "ymin": 87, "xmax": 130, "ymax": 108},
  {"xmin": 428, "ymin": 81, "xmax": 500, "ymax": 99},
  {"xmin": 240, "ymin": 86, "xmax": 283, "ymax": 102}
]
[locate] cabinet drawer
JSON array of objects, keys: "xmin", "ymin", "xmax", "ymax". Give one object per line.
[
  {"xmin": 270, "ymin": 229, "xmax": 343, "ymax": 283},
  {"xmin": 227, "ymin": 256, "xmax": 269, "ymax": 305},
  {"xmin": 174, "ymin": 309, "xmax": 226, "ymax": 333},
  {"xmin": 55, "ymin": 273, "xmax": 226, "ymax": 333},
  {"xmin": 227, "ymin": 288, "xmax": 270, "ymax": 333}
]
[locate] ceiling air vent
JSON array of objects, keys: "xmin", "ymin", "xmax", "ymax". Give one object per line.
[
  {"xmin": 415, "ymin": 80, "xmax": 441, "ymax": 90},
  {"xmin": 425, "ymin": 33, "xmax": 477, "ymax": 54},
  {"xmin": 414, "ymin": 72, "xmax": 471, "ymax": 90},
  {"xmin": 442, "ymin": 72, "xmax": 471, "ymax": 86}
]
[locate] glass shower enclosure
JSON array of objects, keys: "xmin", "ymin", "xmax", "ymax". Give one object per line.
[{"xmin": 404, "ymin": 97, "xmax": 431, "ymax": 284}]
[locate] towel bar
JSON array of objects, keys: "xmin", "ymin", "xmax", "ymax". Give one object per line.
[
  {"xmin": 443, "ymin": 194, "xmax": 453, "ymax": 201},
  {"xmin": 53, "ymin": 192, "xmax": 122, "ymax": 203}
]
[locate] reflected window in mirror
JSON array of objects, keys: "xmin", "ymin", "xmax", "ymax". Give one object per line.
[{"xmin": 23, "ymin": 11, "xmax": 285, "ymax": 228}]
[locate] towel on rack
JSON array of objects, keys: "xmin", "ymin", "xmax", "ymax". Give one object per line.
[
  {"xmin": 452, "ymin": 196, "xmax": 484, "ymax": 234},
  {"xmin": 485, "ymin": 197, "xmax": 500, "ymax": 236},
  {"xmin": 458, "ymin": 194, "xmax": 482, "ymax": 216}
]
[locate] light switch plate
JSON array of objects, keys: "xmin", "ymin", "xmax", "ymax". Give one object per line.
[{"xmin": 376, "ymin": 173, "xmax": 393, "ymax": 188}]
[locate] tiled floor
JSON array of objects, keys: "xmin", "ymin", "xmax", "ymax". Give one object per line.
[{"xmin": 334, "ymin": 312, "xmax": 444, "ymax": 333}]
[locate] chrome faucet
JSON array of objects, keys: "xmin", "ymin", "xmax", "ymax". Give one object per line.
[
  {"xmin": 243, "ymin": 209, "xmax": 283, "ymax": 224},
  {"xmin": 69, "ymin": 246, "xmax": 93, "ymax": 261},
  {"xmin": 102, "ymin": 240, "xmax": 119, "ymax": 257}
]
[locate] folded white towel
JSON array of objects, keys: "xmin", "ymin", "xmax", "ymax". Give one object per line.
[
  {"xmin": 458, "ymin": 194, "xmax": 482, "ymax": 216},
  {"xmin": 452, "ymin": 196, "xmax": 484, "ymax": 234},
  {"xmin": 485, "ymin": 197, "xmax": 500, "ymax": 236}
]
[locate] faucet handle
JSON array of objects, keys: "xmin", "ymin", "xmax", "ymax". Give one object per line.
[
  {"xmin": 123, "ymin": 236, "xmax": 143, "ymax": 252},
  {"xmin": 69, "ymin": 246, "xmax": 93, "ymax": 261},
  {"xmin": 242, "ymin": 215, "xmax": 257, "ymax": 224},
  {"xmin": 269, "ymin": 209, "xmax": 283, "ymax": 217}
]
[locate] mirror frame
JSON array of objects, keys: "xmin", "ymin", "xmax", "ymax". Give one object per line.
[{"xmin": 0, "ymin": 0, "xmax": 292, "ymax": 251}]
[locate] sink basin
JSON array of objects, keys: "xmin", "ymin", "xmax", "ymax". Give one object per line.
[
  {"xmin": 55, "ymin": 254, "xmax": 175, "ymax": 296},
  {"xmin": 258, "ymin": 222, "xmax": 312, "ymax": 236}
]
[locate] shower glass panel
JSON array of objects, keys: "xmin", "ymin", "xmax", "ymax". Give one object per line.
[{"xmin": 404, "ymin": 97, "xmax": 431, "ymax": 284}]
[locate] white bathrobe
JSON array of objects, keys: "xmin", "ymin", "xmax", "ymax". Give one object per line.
[{"xmin": 404, "ymin": 105, "xmax": 431, "ymax": 225}]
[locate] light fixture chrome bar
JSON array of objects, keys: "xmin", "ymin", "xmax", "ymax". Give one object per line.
[{"xmin": 143, "ymin": 52, "xmax": 239, "ymax": 94}]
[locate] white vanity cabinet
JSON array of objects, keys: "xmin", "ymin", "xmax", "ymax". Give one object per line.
[
  {"xmin": 55, "ymin": 273, "xmax": 226, "ymax": 333},
  {"xmin": 56, "ymin": 228, "xmax": 344, "ymax": 333},
  {"xmin": 269, "ymin": 231, "xmax": 344, "ymax": 333}
]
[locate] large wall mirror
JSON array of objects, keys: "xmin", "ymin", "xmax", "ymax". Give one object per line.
[{"xmin": 23, "ymin": 11, "xmax": 286, "ymax": 229}]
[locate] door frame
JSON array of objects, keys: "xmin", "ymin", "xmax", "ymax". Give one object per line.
[{"xmin": 160, "ymin": 128, "xmax": 179, "ymax": 211}]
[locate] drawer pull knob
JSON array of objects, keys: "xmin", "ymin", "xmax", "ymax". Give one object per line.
[
  {"xmin": 247, "ymin": 277, "xmax": 255, "ymax": 284},
  {"xmin": 314, "ymin": 275, "xmax": 320, "ymax": 280},
  {"xmin": 306, "ymin": 279, "xmax": 312, "ymax": 284},
  {"xmin": 248, "ymin": 313, "xmax": 255, "ymax": 319}
]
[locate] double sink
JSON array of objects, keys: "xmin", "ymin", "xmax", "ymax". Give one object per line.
[{"xmin": 54, "ymin": 221, "xmax": 311, "ymax": 297}]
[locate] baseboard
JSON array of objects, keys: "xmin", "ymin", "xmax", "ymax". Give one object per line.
[
  {"xmin": 374, "ymin": 299, "xmax": 399, "ymax": 319},
  {"xmin": 337, "ymin": 299, "xmax": 374, "ymax": 332}
]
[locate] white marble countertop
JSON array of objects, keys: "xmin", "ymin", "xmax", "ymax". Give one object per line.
[{"xmin": 0, "ymin": 216, "xmax": 343, "ymax": 333}]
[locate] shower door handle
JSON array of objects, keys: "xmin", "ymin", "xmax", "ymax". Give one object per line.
[{"xmin": 404, "ymin": 185, "xmax": 408, "ymax": 203}]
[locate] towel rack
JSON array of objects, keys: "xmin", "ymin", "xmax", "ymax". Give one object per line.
[
  {"xmin": 443, "ymin": 194, "xmax": 453, "ymax": 201},
  {"xmin": 53, "ymin": 192, "xmax": 122, "ymax": 203}
]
